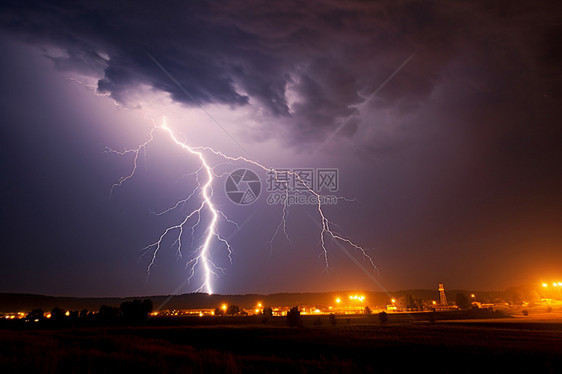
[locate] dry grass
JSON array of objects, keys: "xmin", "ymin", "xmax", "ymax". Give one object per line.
[{"xmin": 1, "ymin": 318, "xmax": 561, "ymax": 373}]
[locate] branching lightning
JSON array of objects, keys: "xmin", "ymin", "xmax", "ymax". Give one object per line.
[{"xmin": 109, "ymin": 118, "xmax": 377, "ymax": 294}]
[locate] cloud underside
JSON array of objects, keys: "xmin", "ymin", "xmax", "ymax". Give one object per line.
[{"xmin": 1, "ymin": 0, "xmax": 560, "ymax": 147}]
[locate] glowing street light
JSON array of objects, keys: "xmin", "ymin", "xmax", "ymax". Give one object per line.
[
  {"xmin": 335, "ymin": 298, "xmax": 341, "ymax": 304},
  {"xmin": 470, "ymin": 294, "xmax": 475, "ymax": 298},
  {"xmin": 542, "ymin": 283, "xmax": 548, "ymax": 288},
  {"xmin": 257, "ymin": 302, "xmax": 262, "ymax": 308},
  {"xmin": 221, "ymin": 304, "xmax": 227, "ymax": 311},
  {"xmin": 554, "ymin": 283, "xmax": 559, "ymax": 287},
  {"xmin": 391, "ymin": 298, "xmax": 396, "ymax": 304}
]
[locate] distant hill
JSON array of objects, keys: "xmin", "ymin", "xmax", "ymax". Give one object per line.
[{"xmin": 0, "ymin": 288, "xmax": 516, "ymax": 313}]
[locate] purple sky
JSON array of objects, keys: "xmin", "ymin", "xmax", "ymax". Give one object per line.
[{"xmin": 1, "ymin": 0, "xmax": 561, "ymax": 297}]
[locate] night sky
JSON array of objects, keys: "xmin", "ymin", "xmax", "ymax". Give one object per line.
[{"xmin": 1, "ymin": 0, "xmax": 560, "ymax": 297}]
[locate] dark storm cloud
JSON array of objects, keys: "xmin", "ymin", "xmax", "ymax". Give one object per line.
[{"xmin": 1, "ymin": 0, "xmax": 560, "ymax": 144}]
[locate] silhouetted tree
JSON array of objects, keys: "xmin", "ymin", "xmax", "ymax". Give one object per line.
[
  {"xmin": 214, "ymin": 307, "xmax": 224, "ymax": 316},
  {"xmin": 506, "ymin": 287, "xmax": 524, "ymax": 306},
  {"xmin": 364, "ymin": 306, "xmax": 372, "ymax": 315},
  {"xmin": 329, "ymin": 313, "xmax": 337, "ymax": 326},
  {"xmin": 50, "ymin": 307, "xmax": 65, "ymax": 322},
  {"xmin": 120, "ymin": 299, "xmax": 153, "ymax": 323},
  {"xmin": 226, "ymin": 305, "xmax": 239, "ymax": 315},
  {"xmin": 378, "ymin": 311, "xmax": 388, "ymax": 324},
  {"xmin": 98, "ymin": 305, "xmax": 120, "ymax": 322},
  {"xmin": 455, "ymin": 292, "xmax": 470, "ymax": 309},
  {"xmin": 287, "ymin": 306, "xmax": 301, "ymax": 327},
  {"xmin": 26, "ymin": 308, "xmax": 44, "ymax": 321},
  {"xmin": 262, "ymin": 307, "xmax": 273, "ymax": 319},
  {"xmin": 404, "ymin": 294, "xmax": 417, "ymax": 310},
  {"xmin": 80, "ymin": 309, "xmax": 88, "ymax": 318}
]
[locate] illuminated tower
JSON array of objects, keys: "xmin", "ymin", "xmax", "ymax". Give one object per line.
[{"xmin": 438, "ymin": 283, "xmax": 448, "ymax": 305}]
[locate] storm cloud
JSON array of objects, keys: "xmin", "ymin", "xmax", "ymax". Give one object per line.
[{"xmin": 2, "ymin": 0, "xmax": 559, "ymax": 145}]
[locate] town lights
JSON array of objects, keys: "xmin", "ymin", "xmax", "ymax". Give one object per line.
[
  {"xmin": 335, "ymin": 298, "xmax": 341, "ymax": 304},
  {"xmin": 541, "ymin": 282, "xmax": 562, "ymax": 288}
]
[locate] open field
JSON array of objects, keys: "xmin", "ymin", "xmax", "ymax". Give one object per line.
[{"xmin": 1, "ymin": 314, "xmax": 561, "ymax": 373}]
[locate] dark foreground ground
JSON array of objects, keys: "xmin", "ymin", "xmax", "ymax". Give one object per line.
[{"xmin": 1, "ymin": 315, "xmax": 561, "ymax": 373}]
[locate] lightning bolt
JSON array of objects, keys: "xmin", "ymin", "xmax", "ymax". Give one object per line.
[{"xmin": 109, "ymin": 118, "xmax": 377, "ymax": 294}]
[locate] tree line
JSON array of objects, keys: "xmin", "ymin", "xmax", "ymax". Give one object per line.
[{"xmin": 23, "ymin": 299, "xmax": 153, "ymax": 326}]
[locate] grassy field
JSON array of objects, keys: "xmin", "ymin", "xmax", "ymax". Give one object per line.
[{"xmin": 1, "ymin": 315, "xmax": 561, "ymax": 373}]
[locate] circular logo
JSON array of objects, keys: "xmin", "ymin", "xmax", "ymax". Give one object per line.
[{"xmin": 225, "ymin": 169, "xmax": 261, "ymax": 205}]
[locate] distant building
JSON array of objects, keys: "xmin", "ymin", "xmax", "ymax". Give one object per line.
[
  {"xmin": 435, "ymin": 283, "xmax": 459, "ymax": 311},
  {"xmin": 439, "ymin": 283, "xmax": 448, "ymax": 305}
]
